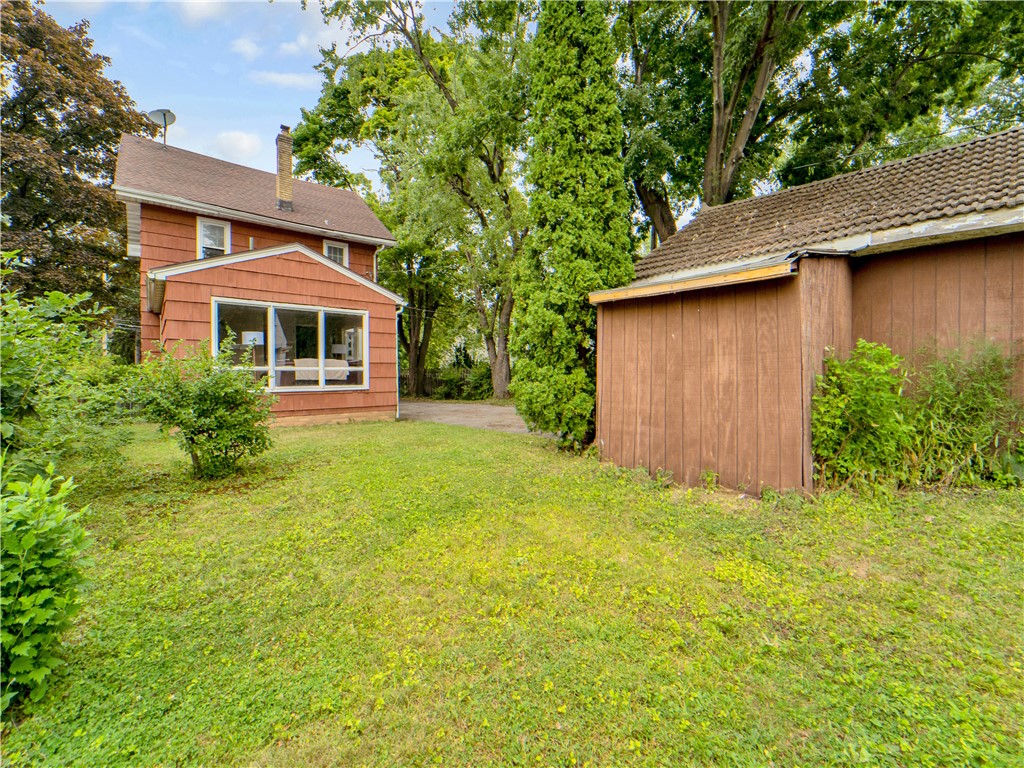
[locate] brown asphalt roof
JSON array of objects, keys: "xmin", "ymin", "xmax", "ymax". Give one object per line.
[
  {"xmin": 635, "ymin": 127, "xmax": 1023, "ymax": 281},
  {"xmin": 114, "ymin": 134, "xmax": 394, "ymax": 243}
]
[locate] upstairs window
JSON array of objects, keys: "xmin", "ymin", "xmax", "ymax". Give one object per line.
[
  {"xmin": 198, "ymin": 218, "xmax": 230, "ymax": 259},
  {"xmin": 323, "ymin": 240, "xmax": 349, "ymax": 267}
]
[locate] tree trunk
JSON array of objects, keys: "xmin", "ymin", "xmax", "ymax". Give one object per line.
[
  {"xmin": 703, "ymin": 0, "xmax": 730, "ymax": 206},
  {"xmin": 703, "ymin": 1, "xmax": 803, "ymax": 206},
  {"xmin": 490, "ymin": 350, "xmax": 511, "ymax": 399},
  {"xmin": 475, "ymin": 300, "xmax": 512, "ymax": 400},
  {"xmin": 489, "ymin": 290, "xmax": 514, "ymax": 399},
  {"xmin": 399, "ymin": 305, "xmax": 435, "ymax": 397},
  {"xmin": 633, "ymin": 178, "xmax": 677, "ymax": 243}
]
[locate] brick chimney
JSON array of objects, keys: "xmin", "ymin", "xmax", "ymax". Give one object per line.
[{"xmin": 276, "ymin": 125, "xmax": 293, "ymax": 212}]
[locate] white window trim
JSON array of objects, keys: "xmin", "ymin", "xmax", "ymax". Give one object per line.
[
  {"xmin": 197, "ymin": 217, "xmax": 231, "ymax": 260},
  {"xmin": 211, "ymin": 296, "xmax": 370, "ymax": 393},
  {"xmin": 323, "ymin": 239, "xmax": 350, "ymax": 268}
]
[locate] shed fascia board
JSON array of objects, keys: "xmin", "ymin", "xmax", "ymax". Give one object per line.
[
  {"xmin": 146, "ymin": 243, "xmax": 406, "ymax": 313},
  {"xmin": 590, "ymin": 258, "xmax": 798, "ymax": 304},
  {"xmin": 114, "ymin": 185, "xmax": 398, "ymax": 248}
]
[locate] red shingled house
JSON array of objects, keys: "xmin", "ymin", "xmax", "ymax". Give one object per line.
[
  {"xmin": 114, "ymin": 128, "xmax": 405, "ymax": 423},
  {"xmin": 590, "ymin": 128, "xmax": 1024, "ymax": 493}
]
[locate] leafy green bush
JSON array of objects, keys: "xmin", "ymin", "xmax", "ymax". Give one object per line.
[
  {"xmin": 813, "ymin": 339, "xmax": 1023, "ymax": 489},
  {"xmin": 425, "ymin": 361, "xmax": 494, "ymax": 401},
  {"xmin": 430, "ymin": 366, "xmax": 468, "ymax": 400},
  {"xmin": 905, "ymin": 343, "xmax": 1022, "ymax": 487},
  {"xmin": 1, "ymin": 465, "xmax": 91, "ymax": 711},
  {"xmin": 812, "ymin": 340, "xmax": 913, "ymax": 488},
  {"xmin": 463, "ymin": 361, "xmax": 494, "ymax": 400},
  {"xmin": 137, "ymin": 337, "xmax": 275, "ymax": 479},
  {"xmin": 0, "ymin": 269, "xmax": 133, "ymax": 475}
]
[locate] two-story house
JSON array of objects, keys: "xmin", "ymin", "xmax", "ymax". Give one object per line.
[{"xmin": 114, "ymin": 127, "xmax": 405, "ymax": 423}]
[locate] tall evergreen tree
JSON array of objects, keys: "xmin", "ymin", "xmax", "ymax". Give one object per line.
[{"xmin": 511, "ymin": 0, "xmax": 633, "ymax": 448}]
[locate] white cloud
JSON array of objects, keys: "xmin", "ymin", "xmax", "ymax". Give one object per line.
[
  {"xmin": 249, "ymin": 70, "xmax": 320, "ymax": 90},
  {"xmin": 278, "ymin": 28, "xmax": 338, "ymax": 57},
  {"xmin": 209, "ymin": 131, "xmax": 262, "ymax": 165},
  {"xmin": 230, "ymin": 36, "xmax": 262, "ymax": 61},
  {"xmin": 175, "ymin": 1, "xmax": 229, "ymax": 24},
  {"xmin": 170, "ymin": 0, "xmax": 303, "ymax": 25}
]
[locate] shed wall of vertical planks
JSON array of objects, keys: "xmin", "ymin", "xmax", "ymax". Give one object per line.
[
  {"xmin": 851, "ymin": 232, "xmax": 1024, "ymax": 397},
  {"xmin": 597, "ymin": 276, "xmax": 805, "ymax": 493},
  {"xmin": 596, "ymin": 231, "xmax": 1023, "ymax": 491}
]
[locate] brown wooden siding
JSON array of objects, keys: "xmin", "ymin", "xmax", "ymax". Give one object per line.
[
  {"xmin": 156, "ymin": 249, "xmax": 397, "ymax": 419},
  {"xmin": 798, "ymin": 257, "xmax": 854, "ymax": 489},
  {"xmin": 597, "ymin": 231, "xmax": 1023, "ymax": 492},
  {"xmin": 851, "ymin": 232, "xmax": 1024, "ymax": 394},
  {"xmin": 596, "ymin": 276, "xmax": 805, "ymax": 493}
]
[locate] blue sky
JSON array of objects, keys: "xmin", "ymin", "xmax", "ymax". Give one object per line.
[{"xmin": 47, "ymin": 0, "xmax": 451, "ymax": 183}]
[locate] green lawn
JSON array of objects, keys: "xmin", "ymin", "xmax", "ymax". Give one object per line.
[{"xmin": 3, "ymin": 422, "xmax": 1022, "ymax": 766}]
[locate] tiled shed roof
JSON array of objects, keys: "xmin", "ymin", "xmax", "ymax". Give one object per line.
[
  {"xmin": 636, "ymin": 127, "xmax": 1023, "ymax": 281},
  {"xmin": 114, "ymin": 134, "xmax": 394, "ymax": 243}
]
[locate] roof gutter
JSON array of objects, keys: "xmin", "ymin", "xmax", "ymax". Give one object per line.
[
  {"xmin": 146, "ymin": 275, "xmax": 165, "ymax": 313},
  {"xmin": 114, "ymin": 185, "xmax": 398, "ymax": 248}
]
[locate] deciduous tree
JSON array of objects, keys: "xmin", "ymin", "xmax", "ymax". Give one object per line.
[
  {"xmin": 1, "ymin": 0, "xmax": 153, "ymax": 321},
  {"xmin": 614, "ymin": 0, "xmax": 1024, "ymax": 239},
  {"xmin": 306, "ymin": 0, "xmax": 532, "ymax": 398}
]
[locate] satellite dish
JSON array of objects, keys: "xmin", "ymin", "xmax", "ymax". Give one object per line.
[{"xmin": 147, "ymin": 109, "xmax": 176, "ymax": 145}]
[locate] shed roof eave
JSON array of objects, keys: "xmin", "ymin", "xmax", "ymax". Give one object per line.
[
  {"xmin": 590, "ymin": 255, "xmax": 801, "ymax": 305},
  {"xmin": 636, "ymin": 204, "xmax": 1024, "ymax": 284},
  {"xmin": 613, "ymin": 205, "xmax": 1024, "ymax": 304},
  {"xmin": 808, "ymin": 204, "xmax": 1024, "ymax": 257}
]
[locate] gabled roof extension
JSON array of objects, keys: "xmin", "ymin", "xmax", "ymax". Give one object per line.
[
  {"xmin": 635, "ymin": 127, "xmax": 1023, "ymax": 282},
  {"xmin": 114, "ymin": 134, "xmax": 396, "ymax": 246},
  {"xmin": 145, "ymin": 243, "xmax": 406, "ymax": 312}
]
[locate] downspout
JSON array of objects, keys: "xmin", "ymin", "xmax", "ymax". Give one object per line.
[
  {"xmin": 373, "ymin": 244, "xmax": 383, "ymax": 282},
  {"xmin": 395, "ymin": 303, "xmax": 403, "ymax": 421}
]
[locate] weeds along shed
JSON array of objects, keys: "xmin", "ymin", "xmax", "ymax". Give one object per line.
[{"xmin": 590, "ymin": 128, "xmax": 1024, "ymax": 493}]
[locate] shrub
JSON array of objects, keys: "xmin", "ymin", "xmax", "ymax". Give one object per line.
[
  {"xmin": 1, "ymin": 465, "xmax": 91, "ymax": 711},
  {"xmin": 0, "ymin": 268, "xmax": 131, "ymax": 475},
  {"xmin": 426, "ymin": 361, "xmax": 494, "ymax": 401},
  {"xmin": 463, "ymin": 361, "xmax": 494, "ymax": 400},
  {"xmin": 23, "ymin": 352, "xmax": 136, "ymax": 473},
  {"xmin": 430, "ymin": 366, "xmax": 468, "ymax": 400},
  {"xmin": 812, "ymin": 340, "xmax": 913, "ymax": 488},
  {"xmin": 905, "ymin": 343, "xmax": 1023, "ymax": 487},
  {"xmin": 813, "ymin": 339, "xmax": 1023, "ymax": 489},
  {"xmin": 138, "ymin": 337, "xmax": 275, "ymax": 479}
]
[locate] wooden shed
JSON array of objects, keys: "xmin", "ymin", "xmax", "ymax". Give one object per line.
[{"xmin": 590, "ymin": 129, "xmax": 1024, "ymax": 493}]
